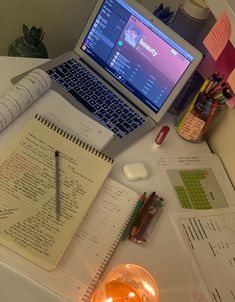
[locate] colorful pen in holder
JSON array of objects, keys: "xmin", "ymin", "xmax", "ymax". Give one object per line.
[{"xmin": 175, "ymin": 73, "xmax": 234, "ymax": 143}]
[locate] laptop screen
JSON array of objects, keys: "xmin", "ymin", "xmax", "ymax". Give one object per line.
[{"xmin": 80, "ymin": 0, "xmax": 193, "ymax": 113}]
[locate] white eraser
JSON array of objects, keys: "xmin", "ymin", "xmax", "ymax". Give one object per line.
[{"xmin": 122, "ymin": 162, "xmax": 148, "ymax": 181}]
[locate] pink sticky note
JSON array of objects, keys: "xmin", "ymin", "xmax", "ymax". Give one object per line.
[
  {"xmin": 227, "ymin": 69, "xmax": 235, "ymax": 93},
  {"xmin": 226, "ymin": 95, "xmax": 235, "ymax": 108},
  {"xmin": 203, "ymin": 12, "xmax": 232, "ymax": 61}
]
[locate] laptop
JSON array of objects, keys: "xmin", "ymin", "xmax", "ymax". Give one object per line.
[{"xmin": 13, "ymin": 0, "xmax": 203, "ymax": 157}]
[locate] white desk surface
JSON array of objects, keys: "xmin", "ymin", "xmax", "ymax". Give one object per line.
[{"xmin": 0, "ymin": 56, "xmax": 211, "ymax": 302}]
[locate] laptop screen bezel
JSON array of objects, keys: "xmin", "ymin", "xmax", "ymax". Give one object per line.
[{"xmin": 74, "ymin": 0, "xmax": 203, "ymax": 123}]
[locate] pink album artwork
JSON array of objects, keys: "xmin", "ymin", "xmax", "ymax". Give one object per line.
[{"xmin": 119, "ymin": 16, "xmax": 190, "ymax": 85}]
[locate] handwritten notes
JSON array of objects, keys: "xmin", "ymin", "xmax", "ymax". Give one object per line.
[
  {"xmin": 203, "ymin": 12, "xmax": 232, "ymax": 61},
  {"xmin": 0, "ymin": 116, "xmax": 113, "ymax": 270},
  {"xmin": 0, "ymin": 178, "xmax": 137, "ymax": 302},
  {"xmin": 37, "ymin": 90, "xmax": 114, "ymax": 150}
]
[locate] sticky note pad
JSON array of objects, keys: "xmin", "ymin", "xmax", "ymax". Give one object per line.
[{"xmin": 203, "ymin": 12, "xmax": 232, "ymax": 61}]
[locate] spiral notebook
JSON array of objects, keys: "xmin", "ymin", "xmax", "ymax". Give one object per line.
[
  {"xmin": 0, "ymin": 114, "xmax": 114, "ymax": 270},
  {"xmin": 0, "ymin": 177, "xmax": 138, "ymax": 302}
]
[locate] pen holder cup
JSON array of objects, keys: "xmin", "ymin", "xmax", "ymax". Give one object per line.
[
  {"xmin": 90, "ymin": 263, "xmax": 159, "ymax": 302},
  {"xmin": 175, "ymin": 92, "xmax": 227, "ymax": 143}
]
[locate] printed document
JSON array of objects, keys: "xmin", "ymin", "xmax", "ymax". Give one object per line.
[{"xmin": 172, "ymin": 207, "xmax": 235, "ymax": 302}]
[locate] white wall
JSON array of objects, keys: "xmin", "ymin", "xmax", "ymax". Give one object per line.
[
  {"xmin": 0, "ymin": 0, "xmax": 97, "ymax": 58},
  {"xmin": 207, "ymin": 109, "xmax": 235, "ymax": 187}
]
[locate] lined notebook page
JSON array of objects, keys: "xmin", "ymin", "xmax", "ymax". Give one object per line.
[
  {"xmin": 0, "ymin": 178, "xmax": 138, "ymax": 302},
  {"xmin": 0, "ymin": 115, "xmax": 113, "ymax": 270}
]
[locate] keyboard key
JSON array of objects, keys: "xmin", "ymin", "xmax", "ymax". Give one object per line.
[
  {"xmin": 69, "ymin": 89, "xmax": 96, "ymax": 113},
  {"xmin": 47, "ymin": 69, "xmax": 54, "ymax": 75},
  {"xmin": 62, "ymin": 62, "xmax": 70, "ymax": 69},
  {"xmin": 51, "ymin": 74, "xmax": 59, "ymax": 80},
  {"xmin": 53, "ymin": 67, "xmax": 65, "ymax": 78},
  {"xmin": 62, "ymin": 83, "xmax": 70, "ymax": 90},
  {"xmin": 94, "ymin": 112, "xmax": 103, "ymax": 119},
  {"xmin": 118, "ymin": 117, "xmax": 124, "ymax": 123},
  {"xmin": 57, "ymin": 78, "xmax": 64, "ymax": 84},
  {"xmin": 116, "ymin": 123, "xmax": 129, "ymax": 135}
]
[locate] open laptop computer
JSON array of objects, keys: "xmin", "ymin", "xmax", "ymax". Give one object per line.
[{"xmin": 13, "ymin": 0, "xmax": 202, "ymax": 157}]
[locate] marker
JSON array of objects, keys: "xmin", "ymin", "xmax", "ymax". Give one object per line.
[
  {"xmin": 201, "ymin": 100, "xmax": 219, "ymax": 136},
  {"xmin": 200, "ymin": 78, "xmax": 210, "ymax": 93},
  {"xmin": 153, "ymin": 125, "xmax": 170, "ymax": 148},
  {"xmin": 176, "ymin": 77, "xmax": 210, "ymax": 130}
]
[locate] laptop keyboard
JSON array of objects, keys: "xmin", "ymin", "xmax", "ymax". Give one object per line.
[{"xmin": 47, "ymin": 58, "xmax": 145, "ymax": 138}]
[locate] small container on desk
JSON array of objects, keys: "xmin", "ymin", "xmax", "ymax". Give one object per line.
[
  {"xmin": 90, "ymin": 264, "xmax": 159, "ymax": 302},
  {"xmin": 175, "ymin": 85, "xmax": 228, "ymax": 142}
]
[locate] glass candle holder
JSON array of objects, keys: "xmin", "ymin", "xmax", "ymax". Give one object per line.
[
  {"xmin": 175, "ymin": 91, "xmax": 227, "ymax": 143},
  {"xmin": 90, "ymin": 264, "xmax": 159, "ymax": 302}
]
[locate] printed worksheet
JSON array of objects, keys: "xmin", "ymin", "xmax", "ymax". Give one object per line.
[
  {"xmin": 172, "ymin": 207, "xmax": 235, "ymax": 302},
  {"xmin": 155, "ymin": 153, "xmax": 235, "ymax": 211}
]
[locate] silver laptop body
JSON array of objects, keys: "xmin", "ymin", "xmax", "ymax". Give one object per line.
[{"xmin": 13, "ymin": 0, "xmax": 202, "ymax": 157}]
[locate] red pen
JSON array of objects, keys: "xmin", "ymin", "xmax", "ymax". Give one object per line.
[{"xmin": 153, "ymin": 125, "xmax": 170, "ymax": 147}]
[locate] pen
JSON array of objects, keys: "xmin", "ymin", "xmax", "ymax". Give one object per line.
[
  {"xmin": 176, "ymin": 90, "xmax": 201, "ymax": 130},
  {"xmin": 208, "ymin": 81, "xmax": 226, "ymax": 96},
  {"xmin": 55, "ymin": 150, "xmax": 60, "ymax": 220},
  {"xmin": 201, "ymin": 100, "xmax": 219, "ymax": 136},
  {"xmin": 121, "ymin": 192, "xmax": 146, "ymax": 241}
]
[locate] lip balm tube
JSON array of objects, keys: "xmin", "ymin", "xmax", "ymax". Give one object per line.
[{"xmin": 153, "ymin": 125, "xmax": 170, "ymax": 148}]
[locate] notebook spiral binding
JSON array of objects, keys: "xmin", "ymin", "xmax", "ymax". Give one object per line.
[
  {"xmin": 34, "ymin": 114, "xmax": 114, "ymax": 164},
  {"xmin": 81, "ymin": 210, "xmax": 134, "ymax": 302}
]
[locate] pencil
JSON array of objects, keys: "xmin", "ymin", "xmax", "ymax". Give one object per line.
[{"xmin": 55, "ymin": 150, "xmax": 60, "ymax": 220}]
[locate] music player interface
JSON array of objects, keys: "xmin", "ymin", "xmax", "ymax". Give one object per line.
[{"xmin": 82, "ymin": 0, "xmax": 192, "ymax": 113}]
